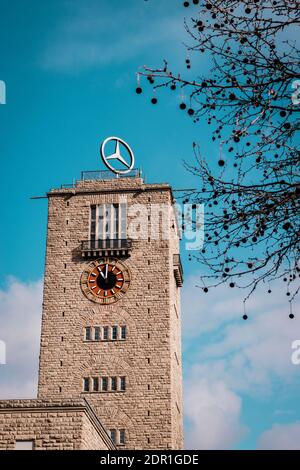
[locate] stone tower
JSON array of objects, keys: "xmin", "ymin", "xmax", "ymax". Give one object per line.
[{"xmin": 37, "ymin": 171, "xmax": 183, "ymax": 450}]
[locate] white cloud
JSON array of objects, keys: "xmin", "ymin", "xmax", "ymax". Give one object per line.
[
  {"xmin": 257, "ymin": 422, "xmax": 300, "ymax": 450},
  {"xmin": 184, "ymin": 378, "xmax": 247, "ymax": 449},
  {"xmin": 0, "ymin": 278, "xmax": 43, "ymax": 399},
  {"xmin": 41, "ymin": 2, "xmax": 185, "ymax": 72},
  {"xmin": 182, "ymin": 273, "xmax": 300, "ymax": 394},
  {"xmin": 182, "ymin": 272, "xmax": 300, "ymax": 449}
]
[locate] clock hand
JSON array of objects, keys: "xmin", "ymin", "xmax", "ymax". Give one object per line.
[
  {"xmin": 105, "ymin": 263, "xmax": 108, "ymax": 280},
  {"xmin": 99, "ymin": 267, "xmax": 105, "ymax": 279}
]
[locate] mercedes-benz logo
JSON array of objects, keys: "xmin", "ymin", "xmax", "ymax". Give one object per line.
[{"xmin": 100, "ymin": 136, "xmax": 135, "ymax": 175}]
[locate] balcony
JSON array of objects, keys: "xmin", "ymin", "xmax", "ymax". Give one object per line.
[
  {"xmin": 173, "ymin": 254, "xmax": 184, "ymax": 287},
  {"xmin": 81, "ymin": 239, "xmax": 132, "ymax": 258}
]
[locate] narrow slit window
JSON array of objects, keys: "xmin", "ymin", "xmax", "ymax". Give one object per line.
[
  {"xmin": 121, "ymin": 325, "xmax": 126, "ymax": 340},
  {"xmin": 119, "ymin": 430, "xmax": 125, "ymax": 445},
  {"xmin": 112, "ymin": 326, "xmax": 118, "ymax": 341},
  {"xmin": 83, "ymin": 377, "xmax": 90, "ymax": 392},
  {"xmin": 120, "ymin": 376, "xmax": 126, "ymax": 391},
  {"xmin": 103, "ymin": 326, "xmax": 109, "ymax": 341},
  {"xmin": 113, "ymin": 204, "xmax": 119, "ymax": 239},
  {"xmin": 102, "ymin": 377, "xmax": 108, "ymax": 391},
  {"xmin": 111, "ymin": 376, "xmax": 117, "ymax": 391},
  {"xmin": 105, "ymin": 204, "xmax": 111, "ymax": 239},
  {"xmin": 93, "ymin": 377, "xmax": 99, "ymax": 392},
  {"xmin": 85, "ymin": 327, "xmax": 91, "ymax": 341},
  {"xmin": 94, "ymin": 326, "xmax": 100, "ymax": 341},
  {"xmin": 110, "ymin": 430, "xmax": 116, "ymax": 445},
  {"xmin": 90, "ymin": 205, "xmax": 96, "ymax": 248},
  {"xmin": 120, "ymin": 203, "xmax": 126, "ymax": 239}
]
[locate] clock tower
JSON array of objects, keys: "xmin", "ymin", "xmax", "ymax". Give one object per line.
[{"xmin": 37, "ymin": 144, "xmax": 183, "ymax": 450}]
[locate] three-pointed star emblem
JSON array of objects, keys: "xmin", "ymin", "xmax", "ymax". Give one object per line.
[{"xmin": 100, "ymin": 137, "xmax": 135, "ymax": 174}]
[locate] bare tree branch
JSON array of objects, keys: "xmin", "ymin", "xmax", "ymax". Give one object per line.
[{"xmin": 137, "ymin": 0, "xmax": 300, "ymax": 314}]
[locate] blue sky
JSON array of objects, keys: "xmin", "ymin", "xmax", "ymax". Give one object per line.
[{"xmin": 0, "ymin": 0, "xmax": 299, "ymax": 449}]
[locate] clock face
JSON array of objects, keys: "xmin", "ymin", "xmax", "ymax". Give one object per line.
[{"xmin": 80, "ymin": 257, "xmax": 130, "ymax": 304}]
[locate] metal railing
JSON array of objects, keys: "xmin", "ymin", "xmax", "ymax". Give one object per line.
[
  {"xmin": 60, "ymin": 183, "xmax": 75, "ymax": 189},
  {"xmin": 81, "ymin": 169, "xmax": 142, "ymax": 181},
  {"xmin": 81, "ymin": 239, "xmax": 132, "ymax": 251},
  {"xmin": 173, "ymin": 254, "xmax": 183, "ymax": 274},
  {"xmin": 173, "ymin": 253, "xmax": 184, "ymax": 286}
]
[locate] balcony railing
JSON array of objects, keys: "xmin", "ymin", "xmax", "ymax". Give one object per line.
[
  {"xmin": 81, "ymin": 169, "xmax": 142, "ymax": 181},
  {"xmin": 81, "ymin": 239, "xmax": 132, "ymax": 258},
  {"xmin": 173, "ymin": 254, "xmax": 184, "ymax": 287}
]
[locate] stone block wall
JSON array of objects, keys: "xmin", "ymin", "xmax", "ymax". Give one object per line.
[
  {"xmin": 0, "ymin": 398, "xmax": 114, "ymax": 450},
  {"xmin": 37, "ymin": 177, "xmax": 183, "ymax": 449}
]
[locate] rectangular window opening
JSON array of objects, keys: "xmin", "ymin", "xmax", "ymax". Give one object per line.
[
  {"xmin": 94, "ymin": 326, "xmax": 100, "ymax": 341},
  {"xmin": 103, "ymin": 326, "xmax": 109, "ymax": 341},
  {"xmin": 102, "ymin": 377, "xmax": 108, "ymax": 391},
  {"xmin": 120, "ymin": 376, "xmax": 126, "ymax": 391},
  {"xmin": 91, "ymin": 204, "xmax": 127, "ymax": 242},
  {"xmin": 120, "ymin": 203, "xmax": 126, "ymax": 239},
  {"xmin": 119, "ymin": 429, "xmax": 125, "ymax": 445},
  {"xmin": 85, "ymin": 327, "xmax": 91, "ymax": 341},
  {"xmin": 93, "ymin": 377, "xmax": 99, "ymax": 392},
  {"xmin": 83, "ymin": 378, "xmax": 90, "ymax": 392},
  {"xmin": 110, "ymin": 429, "xmax": 116, "ymax": 444},
  {"xmin": 111, "ymin": 376, "xmax": 117, "ymax": 391},
  {"xmin": 121, "ymin": 325, "xmax": 126, "ymax": 340},
  {"xmin": 112, "ymin": 326, "xmax": 118, "ymax": 341},
  {"xmin": 15, "ymin": 440, "xmax": 34, "ymax": 450},
  {"xmin": 113, "ymin": 204, "xmax": 119, "ymax": 240}
]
